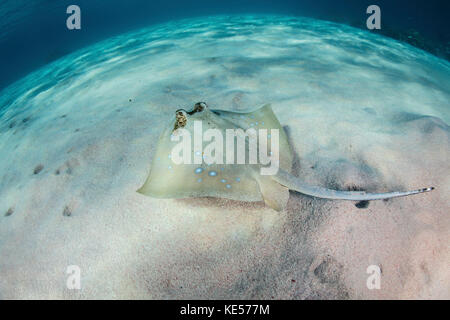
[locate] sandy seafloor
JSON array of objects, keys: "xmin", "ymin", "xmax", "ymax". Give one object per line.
[{"xmin": 0, "ymin": 15, "xmax": 449, "ymax": 299}]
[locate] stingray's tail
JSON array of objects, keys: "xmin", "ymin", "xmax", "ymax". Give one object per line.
[{"xmin": 273, "ymin": 169, "xmax": 434, "ymax": 201}]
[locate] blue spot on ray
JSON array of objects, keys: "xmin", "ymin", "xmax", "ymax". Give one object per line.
[
  {"xmin": 208, "ymin": 171, "xmax": 217, "ymax": 177},
  {"xmin": 195, "ymin": 168, "xmax": 203, "ymax": 174}
]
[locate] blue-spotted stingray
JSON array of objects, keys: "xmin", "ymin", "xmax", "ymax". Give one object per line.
[{"xmin": 138, "ymin": 102, "xmax": 434, "ymax": 211}]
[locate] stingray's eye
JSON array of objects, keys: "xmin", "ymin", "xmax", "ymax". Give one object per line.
[
  {"xmin": 187, "ymin": 102, "xmax": 207, "ymax": 115},
  {"xmin": 194, "ymin": 102, "xmax": 207, "ymax": 112}
]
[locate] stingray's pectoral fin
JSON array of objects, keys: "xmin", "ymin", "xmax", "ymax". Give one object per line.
[
  {"xmin": 274, "ymin": 169, "xmax": 434, "ymax": 201},
  {"xmin": 257, "ymin": 176, "xmax": 290, "ymax": 211}
]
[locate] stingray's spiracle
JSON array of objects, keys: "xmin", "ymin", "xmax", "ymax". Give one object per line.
[{"xmin": 173, "ymin": 109, "xmax": 188, "ymax": 130}]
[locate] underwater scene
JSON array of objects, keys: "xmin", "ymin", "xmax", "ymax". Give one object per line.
[{"xmin": 0, "ymin": 1, "xmax": 448, "ymax": 300}]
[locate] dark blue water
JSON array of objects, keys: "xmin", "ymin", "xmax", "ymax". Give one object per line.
[{"xmin": 0, "ymin": 0, "xmax": 448, "ymax": 92}]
